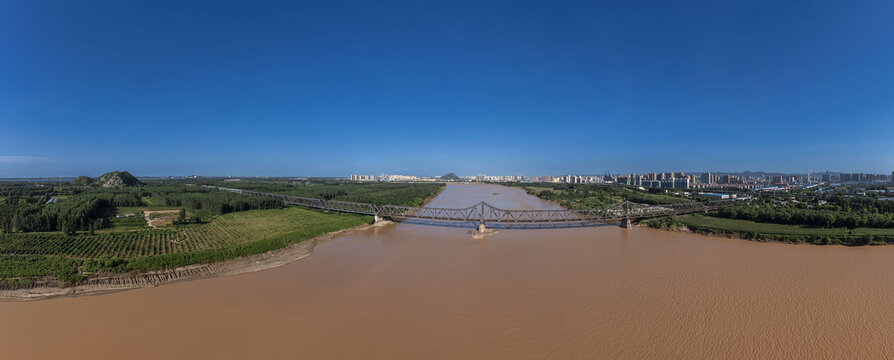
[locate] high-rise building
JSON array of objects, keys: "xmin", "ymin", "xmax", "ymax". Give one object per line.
[
  {"xmin": 700, "ymin": 172, "xmax": 712, "ymax": 184},
  {"xmin": 673, "ymin": 178, "xmax": 690, "ymax": 189}
]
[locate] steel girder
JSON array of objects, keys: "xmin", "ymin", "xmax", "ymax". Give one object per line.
[{"xmin": 206, "ymin": 186, "xmax": 736, "ymax": 224}]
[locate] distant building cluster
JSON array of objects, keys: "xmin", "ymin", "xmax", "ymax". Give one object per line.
[
  {"xmin": 349, "ymin": 174, "xmax": 377, "ymax": 181},
  {"xmin": 350, "ymin": 174, "xmax": 439, "ymax": 182},
  {"xmin": 350, "ymin": 169, "xmax": 894, "ymax": 189},
  {"xmin": 839, "ymin": 173, "xmax": 889, "ymax": 183}
]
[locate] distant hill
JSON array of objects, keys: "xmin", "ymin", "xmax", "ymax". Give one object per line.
[
  {"xmin": 72, "ymin": 176, "xmax": 93, "ymax": 186},
  {"xmin": 440, "ymin": 173, "xmax": 461, "ymax": 181},
  {"xmin": 71, "ymin": 171, "xmax": 143, "ymax": 188}
]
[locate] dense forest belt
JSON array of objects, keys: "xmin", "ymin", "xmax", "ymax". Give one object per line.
[
  {"xmin": 643, "ymin": 215, "xmax": 894, "ymax": 246},
  {"xmin": 0, "ymin": 221, "xmax": 383, "ymax": 301},
  {"xmin": 201, "ymin": 180, "xmax": 445, "ymax": 207},
  {"xmin": 714, "ymin": 204, "xmax": 894, "ymax": 228},
  {"xmin": 506, "ymin": 183, "xmax": 691, "ymax": 209}
]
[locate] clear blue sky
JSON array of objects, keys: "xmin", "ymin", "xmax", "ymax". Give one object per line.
[{"xmin": 2, "ymin": 0, "xmax": 893, "ymax": 177}]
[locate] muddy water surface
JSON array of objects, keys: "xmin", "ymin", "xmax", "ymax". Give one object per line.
[{"xmin": 3, "ymin": 184, "xmax": 894, "ymax": 359}]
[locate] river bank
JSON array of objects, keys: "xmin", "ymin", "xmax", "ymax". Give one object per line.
[
  {"xmin": 0, "ymin": 184, "xmax": 446, "ymax": 301},
  {"xmin": 642, "ymin": 214, "xmax": 894, "ymax": 245},
  {"xmin": 0, "ymin": 221, "xmax": 388, "ymax": 301}
]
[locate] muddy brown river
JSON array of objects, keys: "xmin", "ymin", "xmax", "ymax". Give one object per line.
[{"xmin": 3, "ymin": 184, "xmax": 894, "ymax": 359}]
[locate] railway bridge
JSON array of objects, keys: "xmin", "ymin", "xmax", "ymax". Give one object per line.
[{"xmin": 204, "ymin": 186, "xmax": 736, "ymax": 230}]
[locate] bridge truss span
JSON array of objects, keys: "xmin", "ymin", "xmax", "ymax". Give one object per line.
[{"xmin": 204, "ymin": 185, "xmax": 736, "ymax": 226}]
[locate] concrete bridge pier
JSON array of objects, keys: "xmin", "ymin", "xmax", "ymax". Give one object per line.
[
  {"xmin": 478, "ymin": 222, "xmax": 487, "ymax": 233},
  {"xmin": 620, "ymin": 218, "xmax": 633, "ymax": 229},
  {"xmin": 374, "ymin": 215, "xmax": 384, "ymax": 223}
]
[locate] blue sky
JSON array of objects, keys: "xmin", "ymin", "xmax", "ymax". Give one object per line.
[{"xmin": 2, "ymin": 0, "xmax": 893, "ymax": 177}]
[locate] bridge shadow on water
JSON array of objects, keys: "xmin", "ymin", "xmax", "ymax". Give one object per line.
[{"xmin": 399, "ymin": 218, "xmax": 617, "ymax": 230}]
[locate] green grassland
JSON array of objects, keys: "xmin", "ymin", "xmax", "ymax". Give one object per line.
[
  {"xmin": 114, "ymin": 206, "xmax": 144, "ymax": 215},
  {"xmin": 0, "ymin": 207, "xmax": 370, "ymax": 287},
  {"xmin": 106, "ymin": 214, "xmax": 148, "ymax": 231},
  {"xmin": 645, "ymin": 214, "xmax": 894, "ymax": 245}
]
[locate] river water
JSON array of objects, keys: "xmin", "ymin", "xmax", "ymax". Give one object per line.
[{"xmin": 3, "ymin": 184, "xmax": 894, "ymax": 359}]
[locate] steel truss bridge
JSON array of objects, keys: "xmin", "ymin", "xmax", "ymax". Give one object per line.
[{"xmin": 205, "ymin": 186, "xmax": 736, "ymax": 227}]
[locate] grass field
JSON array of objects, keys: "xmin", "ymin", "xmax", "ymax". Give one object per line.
[
  {"xmin": 114, "ymin": 206, "xmax": 144, "ymax": 215},
  {"xmin": 0, "ymin": 207, "xmax": 371, "ymax": 286},
  {"xmin": 646, "ymin": 214, "xmax": 894, "ymax": 245},
  {"xmin": 106, "ymin": 215, "xmax": 147, "ymax": 231}
]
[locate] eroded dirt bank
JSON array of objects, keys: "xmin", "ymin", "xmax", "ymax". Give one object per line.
[{"xmin": 0, "ymin": 222, "xmax": 387, "ymax": 301}]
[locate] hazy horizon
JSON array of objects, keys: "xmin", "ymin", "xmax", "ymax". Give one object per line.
[
  {"xmin": 1, "ymin": 168, "xmax": 886, "ymax": 179},
  {"xmin": 3, "ymin": 1, "xmax": 893, "ymax": 177}
]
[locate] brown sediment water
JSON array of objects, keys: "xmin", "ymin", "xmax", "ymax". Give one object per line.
[{"xmin": 3, "ymin": 184, "xmax": 894, "ymax": 359}]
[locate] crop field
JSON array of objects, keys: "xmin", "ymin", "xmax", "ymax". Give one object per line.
[
  {"xmin": 0, "ymin": 207, "xmax": 368, "ymax": 259},
  {"xmin": 0, "ymin": 207, "xmax": 370, "ymax": 285},
  {"xmin": 106, "ymin": 215, "xmax": 147, "ymax": 231},
  {"xmin": 114, "ymin": 206, "xmax": 144, "ymax": 215}
]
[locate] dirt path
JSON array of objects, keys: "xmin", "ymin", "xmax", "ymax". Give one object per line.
[{"xmin": 143, "ymin": 209, "xmax": 181, "ymax": 229}]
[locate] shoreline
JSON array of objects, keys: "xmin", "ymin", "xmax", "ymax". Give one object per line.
[
  {"xmin": 511, "ymin": 185, "xmax": 892, "ymax": 246},
  {"xmin": 0, "ymin": 184, "xmax": 448, "ymax": 302},
  {"xmin": 0, "ymin": 221, "xmax": 390, "ymax": 302},
  {"xmin": 639, "ymin": 221, "xmax": 891, "ymax": 246},
  {"xmin": 420, "ymin": 184, "xmax": 447, "ymax": 207}
]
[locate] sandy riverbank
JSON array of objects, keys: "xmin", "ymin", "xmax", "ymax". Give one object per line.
[{"xmin": 0, "ymin": 221, "xmax": 390, "ymax": 302}]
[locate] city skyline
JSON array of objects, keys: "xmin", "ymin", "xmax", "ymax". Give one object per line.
[
  {"xmin": 6, "ymin": 168, "xmax": 891, "ymax": 181},
  {"xmin": 3, "ymin": 1, "xmax": 894, "ymax": 177}
]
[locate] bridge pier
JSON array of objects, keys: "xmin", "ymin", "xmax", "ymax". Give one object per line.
[
  {"xmin": 374, "ymin": 215, "xmax": 384, "ymax": 223},
  {"xmin": 478, "ymin": 222, "xmax": 487, "ymax": 233},
  {"xmin": 620, "ymin": 218, "xmax": 633, "ymax": 229}
]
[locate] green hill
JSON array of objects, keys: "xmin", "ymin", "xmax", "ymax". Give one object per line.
[
  {"xmin": 440, "ymin": 173, "xmax": 461, "ymax": 181},
  {"xmin": 71, "ymin": 171, "xmax": 143, "ymax": 188}
]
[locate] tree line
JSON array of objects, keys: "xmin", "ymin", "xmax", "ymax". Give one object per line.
[
  {"xmin": 204, "ymin": 180, "xmax": 444, "ymax": 207},
  {"xmin": 714, "ymin": 204, "xmax": 894, "ymax": 229},
  {"xmin": 152, "ymin": 190, "xmax": 281, "ymax": 218},
  {"xmin": 1, "ymin": 191, "xmax": 143, "ymax": 234},
  {"xmin": 0, "ymin": 186, "xmax": 282, "ymax": 234}
]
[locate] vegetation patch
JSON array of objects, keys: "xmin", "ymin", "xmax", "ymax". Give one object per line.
[
  {"xmin": 511, "ymin": 183, "xmax": 690, "ymax": 209},
  {"xmin": 644, "ymin": 214, "xmax": 894, "ymax": 245},
  {"xmin": 204, "ymin": 179, "xmax": 444, "ymax": 207},
  {"xmin": 0, "ymin": 207, "xmax": 370, "ymax": 287},
  {"xmin": 0, "ymin": 177, "xmax": 390, "ymax": 289}
]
